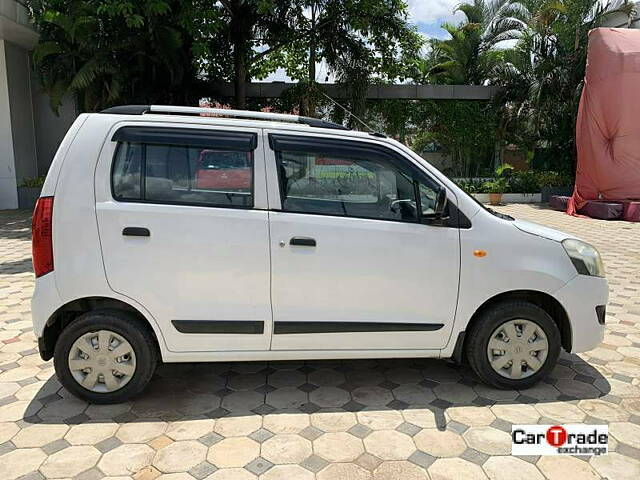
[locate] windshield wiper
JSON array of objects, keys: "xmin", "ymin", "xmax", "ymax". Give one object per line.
[{"xmin": 487, "ymin": 207, "xmax": 514, "ymax": 221}]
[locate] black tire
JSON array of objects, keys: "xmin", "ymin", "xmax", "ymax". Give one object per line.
[
  {"xmin": 465, "ymin": 301, "xmax": 561, "ymax": 390},
  {"xmin": 53, "ymin": 309, "xmax": 158, "ymax": 404}
]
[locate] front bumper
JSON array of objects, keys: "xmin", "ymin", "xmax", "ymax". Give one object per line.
[{"xmin": 554, "ymin": 274, "xmax": 609, "ymax": 353}]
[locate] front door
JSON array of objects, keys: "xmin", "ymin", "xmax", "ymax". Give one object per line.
[
  {"xmin": 95, "ymin": 124, "xmax": 272, "ymax": 353},
  {"xmin": 266, "ymin": 132, "xmax": 461, "ymax": 351}
]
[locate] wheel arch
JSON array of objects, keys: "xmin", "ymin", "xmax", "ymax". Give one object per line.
[
  {"xmin": 39, "ymin": 296, "xmax": 162, "ymax": 361},
  {"xmin": 453, "ymin": 289, "xmax": 571, "ymax": 363}
]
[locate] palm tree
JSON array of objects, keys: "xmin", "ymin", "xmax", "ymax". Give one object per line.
[
  {"xmin": 31, "ymin": 0, "xmax": 195, "ymax": 112},
  {"xmin": 428, "ymin": 0, "xmax": 529, "ymax": 84},
  {"xmin": 490, "ymin": 0, "xmax": 636, "ymax": 170}
]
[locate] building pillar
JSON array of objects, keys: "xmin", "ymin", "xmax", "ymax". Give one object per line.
[{"xmin": 0, "ymin": 39, "xmax": 19, "ymax": 210}]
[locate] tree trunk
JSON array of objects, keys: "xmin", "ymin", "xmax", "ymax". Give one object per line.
[
  {"xmin": 230, "ymin": 0, "xmax": 250, "ymax": 109},
  {"xmin": 307, "ymin": 41, "xmax": 317, "ymax": 117},
  {"xmin": 234, "ymin": 44, "xmax": 247, "ymax": 109},
  {"xmin": 306, "ymin": 5, "xmax": 318, "ymax": 117}
]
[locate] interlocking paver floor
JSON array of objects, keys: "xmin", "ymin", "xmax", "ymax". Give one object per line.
[{"xmin": 0, "ymin": 204, "xmax": 639, "ymax": 479}]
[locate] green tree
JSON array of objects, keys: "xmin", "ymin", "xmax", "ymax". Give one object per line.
[
  {"xmin": 258, "ymin": 0, "xmax": 423, "ymax": 118},
  {"xmin": 28, "ymin": 0, "xmax": 201, "ymax": 112},
  {"xmin": 491, "ymin": 0, "xmax": 636, "ymax": 170},
  {"xmin": 201, "ymin": 0, "xmax": 296, "ymax": 109},
  {"xmin": 428, "ymin": 0, "xmax": 528, "ymax": 84},
  {"xmin": 412, "ymin": 100, "xmax": 500, "ymax": 177}
]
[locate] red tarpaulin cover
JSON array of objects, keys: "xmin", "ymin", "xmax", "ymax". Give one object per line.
[{"xmin": 568, "ymin": 28, "xmax": 640, "ymax": 216}]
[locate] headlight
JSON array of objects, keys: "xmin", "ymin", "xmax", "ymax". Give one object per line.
[{"xmin": 562, "ymin": 239, "xmax": 605, "ymax": 277}]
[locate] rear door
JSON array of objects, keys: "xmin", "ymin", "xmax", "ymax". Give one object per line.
[
  {"xmin": 94, "ymin": 123, "xmax": 271, "ymax": 353},
  {"xmin": 265, "ymin": 131, "xmax": 461, "ymax": 351}
]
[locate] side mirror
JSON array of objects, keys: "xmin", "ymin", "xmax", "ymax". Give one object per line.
[
  {"xmin": 422, "ymin": 188, "xmax": 449, "ymax": 225},
  {"xmin": 435, "ymin": 188, "xmax": 448, "ymax": 216}
]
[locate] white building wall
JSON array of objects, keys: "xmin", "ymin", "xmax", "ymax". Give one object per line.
[
  {"xmin": 5, "ymin": 39, "xmax": 37, "ymax": 183},
  {"xmin": 0, "ymin": 39, "xmax": 18, "ymax": 209}
]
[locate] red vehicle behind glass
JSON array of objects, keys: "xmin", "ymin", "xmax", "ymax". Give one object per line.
[{"xmin": 195, "ymin": 150, "xmax": 252, "ymax": 190}]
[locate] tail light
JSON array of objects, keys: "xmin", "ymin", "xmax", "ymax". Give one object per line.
[{"xmin": 32, "ymin": 196, "xmax": 54, "ymax": 277}]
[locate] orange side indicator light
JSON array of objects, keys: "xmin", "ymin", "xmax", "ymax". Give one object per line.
[{"xmin": 473, "ymin": 250, "xmax": 487, "ymax": 258}]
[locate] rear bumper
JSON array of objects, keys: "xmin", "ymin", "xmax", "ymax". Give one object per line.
[
  {"xmin": 554, "ymin": 275, "xmax": 608, "ymax": 353},
  {"xmin": 31, "ymin": 272, "xmax": 62, "ymax": 356}
]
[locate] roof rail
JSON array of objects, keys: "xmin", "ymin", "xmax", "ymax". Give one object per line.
[{"xmin": 100, "ymin": 105, "xmax": 349, "ymax": 130}]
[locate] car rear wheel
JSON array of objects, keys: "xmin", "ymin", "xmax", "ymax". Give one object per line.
[
  {"xmin": 465, "ymin": 301, "xmax": 561, "ymax": 390},
  {"xmin": 54, "ymin": 310, "xmax": 157, "ymax": 403}
]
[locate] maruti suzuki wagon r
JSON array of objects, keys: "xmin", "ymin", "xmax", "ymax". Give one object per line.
[{"xmin": 31, "ymin": 105, "xmax": 608, "ymax": 403}]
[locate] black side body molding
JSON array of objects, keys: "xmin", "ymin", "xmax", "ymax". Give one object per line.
[
  {"xmin": 172, "ymin": 320, "xmax": 264, "ymax": 334},
  {"xmin": 273, "ymin": 321, "xmax": 444, "ymax": 334}
]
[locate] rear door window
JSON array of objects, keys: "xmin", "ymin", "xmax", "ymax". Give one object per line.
[{"xmin": 111, "ymin": 127, "xmax": 256, "ymax": 208}]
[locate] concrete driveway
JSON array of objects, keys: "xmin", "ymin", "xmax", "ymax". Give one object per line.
[{"xmin": 0, "ymin": 205, "xmax": 639, "ymax": 480}]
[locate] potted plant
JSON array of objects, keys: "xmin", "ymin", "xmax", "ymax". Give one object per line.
[{"xmin": 485, "ymin": 178, "xmax": 507, "ymax": 205}]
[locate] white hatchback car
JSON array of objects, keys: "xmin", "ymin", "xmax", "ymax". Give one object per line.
[{"xmin": 31, "ymin": 105, "xmax": 608, "ymax": 403}]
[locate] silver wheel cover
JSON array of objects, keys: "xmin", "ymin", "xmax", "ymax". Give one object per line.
[
  {"xmin": 486, "ymin": 319, "xmax": 549, "ymax": 380},
  {"xmin": 68, "ymin": 330, "xmax": 137, "ymax": 393}
]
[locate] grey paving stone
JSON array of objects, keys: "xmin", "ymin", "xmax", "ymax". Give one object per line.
[
  {"xmin": 249, "ymin": 428, "xmax": 274, "ymax": 443},
  {"xmin": 408, "ymin": 450, "xmax": 436, "ymax": 469},
  {"xmin": 0, "ymin": 395, "xmax": 16, "ymax": 407},
  {"xmin": 65, "ymin": 413, "xmax": 90, "ymax": 424},
  {"xmin": 199, "ymin": 431, "xmax": 224, "ymax": 446},
  {"xmin": 386, "ymin": 399, "xmax": 409, "ymax": 410},
  {"xmin": 255, "ymin": 384, "xmax": 277, "ymax": 394},
  {"xmin": 252, "ymin": 404, "xmax": 276, "ymax": 415},
  {"xmin": 299, "ymin": 425, "xmax": 324, "ymax": 440},
  {"xmin": 629, "ymin": 415, "xmax": 640, "ymax": 425},
  {"xmin": 490, "ymin": 418, "xmax": 512, "ymax": 432},
  {"xmin": 189, "ymin": 461, "xmax": 218, "ymax": 479},
  {"xmin": 446, "ymin": 420, "xmax": 468, "ymax": 434},
  {"xmin": 112, "ymin": 412, "xmax": 137, "ymax": 423},
  {"xmin": 299, "ymin": 402, "xmax": 321, "ymax": 414},
  {"xmin": 42, "ymin": 438, "xmax": 71, "ymax": 455},
  {"xmin": 244, "ymin": 456, "xmax": 273, "ymax": 475},
  {"xmin": 342, "ymin": 400, "xmax": 366, "ymax": 412},
  {"xmin": 17, "ymin": 377, "xmax": 38, "ymax": 386},
  {"xmin": 472, "ymin": 396, "xmax": 494, "ymax": 407},
  {"xmin": 609, "ymin": 372, "xmax": 631, "ymax": 384},
  {"xmin": 0, "ymin": 441, "xmax": 16, "ymax": 456},
  {"xmin": 396, "ymin": 421, "xmax": 421, "ymax": 437},
  {"xmin": 515, "ymin": 455, "xmax": 540, "ymax": 464},
  {"xmin": 301, "ymin": 454, "xmax": 329, "ymax": 473},
  {"xmin": 348, "ymin": 423, "xmax": 372, "ymax": 439},
  {"xmin": 356, "ymin": 452, "xmax": 383, "ymax": 471},
  {"xmin": 95, "ymin": 436, "xmax": 123, "ymax": 453},
  {"xmin": 378, "ymin": 380, "xmax": 399, "ymax": 390},
  {"xmin": 17, "ymin": 472, "xmax": 45, "ymax": 480},
  {"xmin": 75, "ymin": 467, "xmax": 104, "ymax": 480},
  {"xmin": 298, "ymin": 383, "xmax": 319, "ymax": 392},
  {"xmin": 461, "ymin": 448, "xmax": 489, "ymax": 465},
  {"xmin": 430, "ymin": 398, "xmax": 453, "ymax": 409},
  {"xmin": 616, "ymin": 443, "xmax": 640, "ymax": 460},
  {"xmin": 419, "ymin": 379, "xmax": 439, "ymax": 389},
  {"xmin": 206, "ymin": 407, "xmax": 230, "ymax": 419}
]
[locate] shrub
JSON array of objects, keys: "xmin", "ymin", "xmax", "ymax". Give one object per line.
[
  {"xmin": 20, "ymin": 176, "xmax": 46, "ymax": 188},
  {"xmin": 454, "ymin": 170, "xmax": 573, "ymax": 195}
]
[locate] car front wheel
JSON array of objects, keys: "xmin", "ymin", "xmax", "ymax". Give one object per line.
[{"xmin": 465, "ymin": 301, "xmax": 561, "ymax": 390}]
